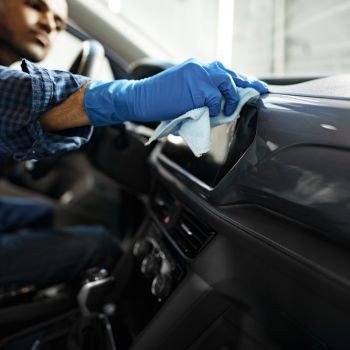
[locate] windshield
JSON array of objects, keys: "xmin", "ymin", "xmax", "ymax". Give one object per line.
[{"xmin": 94, "ymin": 0, "xmax": 349, "ymax": 77}]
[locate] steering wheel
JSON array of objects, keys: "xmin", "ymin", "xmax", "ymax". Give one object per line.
[{"xmin": 69, "ymin": 39, "xmax": 105, "ymax": 77}]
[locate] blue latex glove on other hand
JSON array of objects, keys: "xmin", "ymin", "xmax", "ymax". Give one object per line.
[{"xmin": 84, "ymin": 59, "xmax": 268, "ymax": 126}]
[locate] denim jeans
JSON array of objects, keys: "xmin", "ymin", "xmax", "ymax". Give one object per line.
[{"xmin": 0, "ymin": 196, "xmax": 121, "ymax": 289}]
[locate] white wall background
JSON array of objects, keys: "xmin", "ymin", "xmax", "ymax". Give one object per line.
[{"xmin": 78, "ymin": 0, "xmax": 350, "ymax": 77}]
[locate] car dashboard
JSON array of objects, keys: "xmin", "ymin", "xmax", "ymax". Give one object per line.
[
  {"xmin": 2, "ymin": 77, "xmax": 350, "ymax": 350},
  {"xmin": 111, "ymin": 77, "xmax": 350, "ymax": 350}
]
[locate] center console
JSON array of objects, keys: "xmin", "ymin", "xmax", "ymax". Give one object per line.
[
  {"xmin": 113, "ymin": 182, "xmax": 218, "ymax": 349},
  {"xmin": 132, "ymin": 222, "xmax": 184, "ymax": 300},
  {"xmin": 112, "ymin": 106, "xmax": 260, "ymax": 350}
]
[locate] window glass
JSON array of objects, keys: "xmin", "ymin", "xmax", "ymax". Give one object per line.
[
  {"xmin": 95, "ymin": 0, "xmax": 350, "ymax": 77},
  {"xmin": 40, "ymin": 31, "xmax": 82, "ymax": 70},
  {"xmin": 40, "ymin": 31, "xmax": 114, "ymax": 80}
]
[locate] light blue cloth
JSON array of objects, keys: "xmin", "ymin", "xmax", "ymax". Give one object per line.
[{"xmin": 146, "ymin": 87, "xmax": 260, "ymax": 157}]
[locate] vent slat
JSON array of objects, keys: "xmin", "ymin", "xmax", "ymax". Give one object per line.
[
  {"xmin": 178, "ymin": 221, "xmax": 203, "ymax": 247},
  {"xmin": 170, "ymin": 227, "xmax": 196, "ymax": 257},
  {"xmin": 176, "ymin": 225, "xmax": 202, "ymax": 251},
  {"xmin": 170, "ymin": 209, "xmax": 215, "ymax": 258},
  {"xmin": 181, "ymin": 211, "xmax": 213, "ymax": 241}
]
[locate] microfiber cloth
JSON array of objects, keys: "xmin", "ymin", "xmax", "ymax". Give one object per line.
[{"xmin": 145, "ymin": 87, "xmax": 260, "ymax": 157}]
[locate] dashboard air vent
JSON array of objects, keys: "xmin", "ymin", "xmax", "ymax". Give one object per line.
[{"xmin": 170, "ymin": 209, "xmax": 215, "ymax": 258}]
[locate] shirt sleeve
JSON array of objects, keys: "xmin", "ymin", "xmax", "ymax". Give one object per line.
[{"xmin": 0, "ymin": 60, "xmax": 93, "ymax": 161}]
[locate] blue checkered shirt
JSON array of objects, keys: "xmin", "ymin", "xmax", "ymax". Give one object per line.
[{"xmin": 0, "ymin": 60, "xmax": 93, "ymax": 162}]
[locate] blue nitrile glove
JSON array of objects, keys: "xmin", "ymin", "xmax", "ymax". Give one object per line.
[{"xmin": 84, "ymin": 59, "xmax": 268, "ymax": 126}]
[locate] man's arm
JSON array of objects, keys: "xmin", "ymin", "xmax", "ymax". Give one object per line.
[
  {"xmin": 0, "ymin": 60, "xmax": 92, "ymax": 161},
  {"xmin": 0, "ymin": 59, "xmax": 267, "ymax": 161},
  {"xmin": 39, "ymin": 83, "xmax": 90, "ymax": 132}
]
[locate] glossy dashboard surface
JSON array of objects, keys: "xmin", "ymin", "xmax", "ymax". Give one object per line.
[
  {"xmin": 161, "ymin": 120, "xmax": 237, "ymax": 187},
  {"xmin": 155, "ymin": 75, "xmax": 350, "ymax": 245}
]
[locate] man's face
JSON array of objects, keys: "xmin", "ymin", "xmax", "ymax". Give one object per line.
[{"xmin": 0, "ymin": 0, "xmax": 68, "ymax": 62}]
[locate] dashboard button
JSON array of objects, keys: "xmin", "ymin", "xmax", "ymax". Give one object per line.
[{"xmin": 151, "ymin": 273, "xmax": 172, "ymax": 299}]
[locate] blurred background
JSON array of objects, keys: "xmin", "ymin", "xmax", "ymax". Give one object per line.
[
  {"xmin": 94, "ymin": 0, "xmax": 350, "ymax": 77},
  {"xmin": 41, "ymin": 0, "xmax": 350, "ymax": 78}
]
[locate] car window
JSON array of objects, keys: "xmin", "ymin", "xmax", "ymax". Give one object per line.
[
  {"xmin": 95, "ymin": 0, "xmax": 350, "ymax": 77},
  {"xmin": 40, "ymin": 30, "xmax": 114, "ymax": 80},
  {"xmin": 40, "ymin": 31, "xmax": 82, "ymax": 70}
]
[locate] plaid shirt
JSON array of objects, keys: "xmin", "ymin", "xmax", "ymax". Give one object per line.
[{"xmin": 0, "ymin": 60, "xmax": 93, "ymax": 161}]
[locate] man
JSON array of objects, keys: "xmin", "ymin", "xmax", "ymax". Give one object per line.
[
  {"xmin": 0, "ymin": 0, "xmax": 268, "ymax": 289},
  {"xmin": 0, "ymin": 0, "xmax": 66, "ymax": 64},
  {"xmin": 0, "ymin": 0, "xmax": 120, "ymax": 290}
]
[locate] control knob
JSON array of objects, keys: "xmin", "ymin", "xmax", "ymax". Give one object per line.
[
  {"xmin": 151, "ymin": 273, "xmax": 172, "ymax": 299},
  {"xmin": 133, "ymin": 239, "xmax": 153, "ymax": 258},
  {"xmin": 141, "ymin": 254, "xmax": 162, "ymax": 278}
]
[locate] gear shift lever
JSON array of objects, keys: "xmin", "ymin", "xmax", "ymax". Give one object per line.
[
  {"xmin": 77, "ymin": 268, "xmax": 115, "ymax": 316},
  {"xmin": 77, "ymin": 268, "xmax": 117, "ymax": 350}
]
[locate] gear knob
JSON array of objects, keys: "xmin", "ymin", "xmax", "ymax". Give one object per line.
[{"xmin": 77, "ymin": 268, "xmax": 115, "ymax": 316}]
